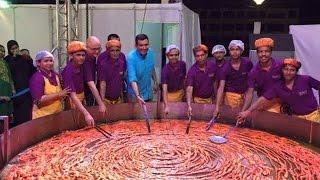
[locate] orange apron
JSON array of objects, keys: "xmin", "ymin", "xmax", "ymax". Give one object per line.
[
  {"xmin": 167, "ymin": 89, "xmax": 184, "ymax": 102},
  {"xmin": 297, "ymin": 109, "xmax": 320, "ymax": 123},
  {"xmin": 32, "ymin": 75, "xmax": 63, "ymax": 119},
  {"xmin": 104, "ymin": 97, "xmax": 122, "ymax": 105},
  {"xmin": 194, "ymin": 96, "xmax": 212, "ymax": 104},
  {"xmin": 224, "ymin": 92, "xmax": 244, "ymax": 109},
  {"xmin": 262, "ymin": 98, "xmax": 281, "ymax": 113}
]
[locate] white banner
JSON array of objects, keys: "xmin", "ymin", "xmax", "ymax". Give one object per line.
[{"xmin": 290, "ymin": 25, "xmax": 320, "ymax": 102}]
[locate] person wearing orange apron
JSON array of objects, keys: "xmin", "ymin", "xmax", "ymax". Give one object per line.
[
  {"xmin": 238, "ymin": 58, "xmax": 320, "ymax": 123},
  {"xmin": 214, "ymin": 40, "xmax": 253, "ymax": 117},
  {"xmin": 61, "ymin": 41, "xmax": 95, "ymax": 126},
  {"xmin": 29, "ymin": 51, "xmax": 70, "ymax": 119},
  {"xmin": 186, "ymin": 44, "xmax": 218, "ymax": 116},
  {"xmin": 98, "ymin": 40, "xmax": 126, "ymax": 105},
  {"xmin": 161, "ymin": 45, "xmax": 186, "ymax": 114},
  {"xmin": 242, "ymin": 38, "xmax": 282, "ymax": 114}
]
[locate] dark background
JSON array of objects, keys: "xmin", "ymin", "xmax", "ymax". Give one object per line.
[{"xmin": 9, "ymin": 0, "xmax": 320, "ymax": 55}]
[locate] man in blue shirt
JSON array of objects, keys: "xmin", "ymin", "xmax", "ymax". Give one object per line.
[{"xmin": 127, "ymin": 34, "xmax": 158, "ymax": 104}]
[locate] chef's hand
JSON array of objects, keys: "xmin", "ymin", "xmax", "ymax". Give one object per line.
[
  {"xmin": 237, "ymin": 110, "xmax": 251, "ymax": 124},
  {"xmin": 98, "ymin": 104, "xmax": 107, "ymax": 114},
  {"xmin": 136, "ymin": 95, "xmax": 146, "ymax": 106},
  {"xmin": 84, "ymin": 113, "xmax": 95, "ymax": 127},
  {"xmin": 164, "ymin": 105, "xmax": 169, "ymax": 115},
  {"xmin": 58, "ymin": 87, "xmax": 71, "ymax": 99},
  {"xmin": 187, "ymin": 105, "xmax": 192, "ymax": 116},
  {"xmin": 153, "ymin": 82, "xmax": 158, "ymax": 94}
]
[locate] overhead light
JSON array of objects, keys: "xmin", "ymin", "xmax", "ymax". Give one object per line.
[
  {"xmin": 0, "ymin": 0, "xmax": 10, "ymax": 9},
  {"xmin": 253, "ymin": 0, "xmax": 265, "ymax": 5}
]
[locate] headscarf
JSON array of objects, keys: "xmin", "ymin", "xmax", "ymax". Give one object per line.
[
  {"xmin": 33, "ymin": 50, "xmax": 54, "ymax": 67},
  {"xmin": 67, "ymin": 41, "xmax": 86, "ymax": 55},
  {"xmin": 166, "ymin": 44, "xmax": 180, "ymax": 54},
  {"xmin": 228, "ymin": 40, "xmax": 244, "ymax": 51},
  {"xmin": 212, "ymin": 45, "xmax": 226, "ymax": 55},
  {"xmin": 255, "ymin": 38, "xmax": 274, "ymax": 49},
  {"xmin": 106, "ymin": 40, "xmax": 121, "ymax": 49},
  {"xmin": 283, "ymin": 58, "xmax": 301, "ymax": 70}
]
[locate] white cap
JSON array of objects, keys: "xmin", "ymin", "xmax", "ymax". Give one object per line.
[
  {"xmin": 34, "ymin": 50, "xmax": 54, "ymax": 66},
  {"xmin": 212, "ymin": 45, "xmax": 226, "ymax": 55},
  {"xmin": 228, "ymin": 40, "xmax": 244, "ymax": 51},
  {"xmin": 166, "ymin": 44, "xmax": 180, "ymax": 54}
]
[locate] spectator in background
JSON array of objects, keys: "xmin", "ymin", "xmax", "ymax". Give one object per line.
[
  {"xmin": 5, "ymin": 40, "xmax": 36, "ymax": 126},
  {"xmin": 0, "ymin": 44, "xmax": 14, "ymax": 119},
  {"xmin": 20, "ymin": 48, "xmax": 32, "ymax": 61}
]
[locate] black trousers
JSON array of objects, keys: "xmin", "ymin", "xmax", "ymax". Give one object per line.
[{"xmin": 12, "ymin": 93, "xmax": 32, "ymax": 127}]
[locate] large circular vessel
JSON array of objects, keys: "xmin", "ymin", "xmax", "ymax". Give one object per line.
[{"xmin": 0, "ymin": 103, "xmax": 319, "ymax": 179}]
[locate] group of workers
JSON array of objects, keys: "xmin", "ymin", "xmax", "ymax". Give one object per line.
[{"xmin": 1, "ymin": 34, "xmax": 319, "ymax": 128}]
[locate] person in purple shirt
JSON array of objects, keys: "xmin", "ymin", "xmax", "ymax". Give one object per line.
[
  {"xmin": 99, "ymin": 40, "xmax": 126, "ymax": 104},
  {"xmin": 238, "ymin": 58, "xmax": 320, "ymax": 123},
  {"xmin": 242, "ymin": 38, "xmax": 282, "ymax": 113},
  {"xmin": 161, "ymin": 44, "xmax": 186, "ymax": 114},
  {"xmin": 62, "ymin": 41, "xmax": 95, "ymax": 126},
  {"xmin": 186, "ymin": 44, "xmax": 218, "ymax": 116},
  {"xmin": 211, "ymin": 44, "xmax": 228, "ymax": 97},
  {"xmin": 29, "ymin": 51, "xmax": 70, "ymax": 119},
  {"xmin": 83, "ymin": 36, "xmax": 106, "ymax": 114},
  {"xmin": 97, "ymin": 34, "xmax": 127, "ymax": 101},
  {"xmin": 214, "ymin": 40, "xmax": 253, "ymax": 117}
]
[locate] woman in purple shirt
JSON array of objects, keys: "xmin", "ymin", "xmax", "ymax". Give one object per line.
[
  {"xmin": 238, "ymin": 58, "xmax": 320, "ymax": 123},
  {"xmin": 29, "ymin": 51, "xmax": 70, "ymax": 119},
  {"xmin": 161, "ymin": 45, "xmax": 186, "ymax": 114},
  {"xmin": 214, "ymin": 40, "xmax": 253, "ymax": 117}
]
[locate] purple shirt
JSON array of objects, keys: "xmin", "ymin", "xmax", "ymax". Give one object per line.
[
  {"xmin": 186, "ymin": 60, "xmax": 218, "ymax": 98},
  {"xmin": 29, "ymin": 70, "xmax": 59, "ymax": 101},
  {"xmin": 83, "ymin": 54, "xmax": 96, "ymax": 82},
  {"xmin": 161, "ymin": 60, "xmax": 186, "ymax": 92},
  {"xmin": 219, "ymin": 57, "xmax": 253, "ymax": 94},
  {"xmin": 98, "ymin": 52, "xmax": 126, "ymax": 100},
  {"xmin": 214, "ymin": 58, "xmax": 228, "ymax": 80},
  {"xmin": 264, "ymin": 75, "xmax": 320, "ymax": 115},
  {"xmin": 248, "ymin": 58, "xmax": 282, "ymax": 97},
  {"xmin": 61, "ymin": 61, "xmax": 84, "ymax": 94},
  {"xmin": 97, "ymin": 50, "xmax": 126, "ymax": 78}
]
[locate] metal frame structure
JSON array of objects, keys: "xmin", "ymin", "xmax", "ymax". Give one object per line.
[{"xmin": 54, "ymin": 0, "xmax": 80, "ymax": 71}]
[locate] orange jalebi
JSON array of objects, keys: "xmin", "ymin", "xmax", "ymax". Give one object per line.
[{"xmin": 1, "ymin": 120, "xmax": 319, "ymax": 179}]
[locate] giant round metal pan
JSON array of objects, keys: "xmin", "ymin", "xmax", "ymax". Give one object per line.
[{"xmin": 0, "ymin": 102, "xmax": 319, "ymax": 170}]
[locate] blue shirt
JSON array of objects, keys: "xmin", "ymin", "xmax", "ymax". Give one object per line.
[{"xmin": 126, "ymin": 49, "xmax": 155, "ymax": 101}]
